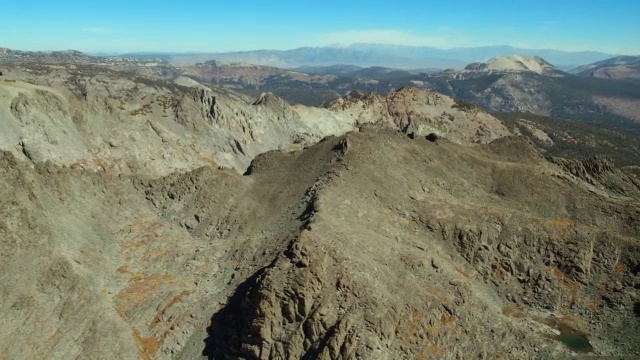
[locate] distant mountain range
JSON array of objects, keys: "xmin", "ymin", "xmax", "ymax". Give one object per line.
[
  {"xmin": 431, "ymin": 56, "xmax": 640, "ymax": 128},
  {"xmin": 2, "ymin": 46, "xmax": 639, "ymax": 130},
  {"xmin": 119, "ymin": 44, "xmax": 620, "ymax": 70},
  {"xmin": 176, "ymin": 55, "xmax": 640, "ymax": 130}
]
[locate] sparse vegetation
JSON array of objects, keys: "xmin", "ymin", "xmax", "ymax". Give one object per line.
[
  {"xmin": 130, "ymin": 103, "xmax": 153, "ymax": 116},
  {"xmin": 495, "ymin": 112, "xmax": 640, "ymax": 168},
  {"xmin": 452, "ymin": 98, "xmax": 477, "ymax": 111},
  {"xmin": 156, "ymin": 95, "xmax": 180, "ymax": 111}
]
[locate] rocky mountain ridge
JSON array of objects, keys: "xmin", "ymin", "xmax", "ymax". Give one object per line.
[
  {"xmin": 495, "ymin": 112, "xmax": 640, "ymax": 172},
  {"xmin": 0, "ymin": 47, "xmax": 166, "ymax": 66},
  {"xmin": 1, "ymin": 127, "xmax": 638, "ymax": 359},
  {"xmin": 0, "ymin": 51, "xmax": 639, "ymax": 360}
]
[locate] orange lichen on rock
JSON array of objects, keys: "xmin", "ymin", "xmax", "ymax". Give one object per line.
[
  {"xmin": 121, "ymin": 221, "xmax": 167, "ymax": 250},
  {"xmin": 543, "ymin": 218, "xmax": 578, "ymax": 239},
  {"xmin": 455, "ymin": 267, "xmax": 473, "ymax": 279},
  {"xmin": 613, "ymin": 262, "xmax": 626, "ymax": 273},
  {"xmin": 133, "ymin": 328, "xmax": 160, "ymax": 360},
  {"xmin": 150, "ymin": 290, "xmax": 193, "ymax": 327},
  {"xmin": 538, "ymin": 218, "xmax": 604, "ymax": 241},
  {"xmin": 440, "ymin": 314, "xmax": 456, "ymax": 325},
  {"xmin": 416, "ymin": 341, "xmax": 444, "ymax": 360},
  {"xmin": 116, "ymin": 273, "xmax": 176, "ymax": 317}
]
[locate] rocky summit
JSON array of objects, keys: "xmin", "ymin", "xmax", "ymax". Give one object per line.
[{"xmin": 0, "ymin": 52, "xmax": 639, "ymax": 360}]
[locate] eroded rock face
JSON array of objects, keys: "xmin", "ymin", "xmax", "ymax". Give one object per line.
[
  {"xmin": 550, "ymin": 155, "xmax": 615, "ymax": 180},
  {"xmin": 548, "ymin": 156, "xmax": 640, "ymax": 197}
]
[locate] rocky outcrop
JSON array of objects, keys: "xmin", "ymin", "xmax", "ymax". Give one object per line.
[
  {"xmin": 550, "ymin": 156, "xmax": 615, "ymax": 181},
  {"xmin": 324, "ymin": 87, "xmax": 512, "ymax": 144}
]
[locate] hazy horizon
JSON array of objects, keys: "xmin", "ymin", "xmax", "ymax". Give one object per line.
[
  {"xmin": 1, "ymin": 0, "xmax": 639, "ymax": 55},
  {"xmin": 86, "ymin": 43, "xmax": 620, "ymax": 57},
  {"xmin": 0, "ymin": 43, "xmax": 624, "ymax": 56}
]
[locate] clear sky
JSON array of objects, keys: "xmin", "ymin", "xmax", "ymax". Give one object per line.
[{"xmin": 1, "ymin": 0, "xmax": 639, "ymax": 54}]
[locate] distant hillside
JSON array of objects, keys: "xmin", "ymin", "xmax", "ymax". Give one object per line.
[
  {"xmin": 495, "ymin": 112, "xmax": 640, "ymax": 173},
  {"xmin": 181, "ymin": 60, "xmax": 290, "ymax": 86},
  {"xmin": 189, "ymin": 47, "xmax": 468, "ymax": 69},
  {"xmin": 1, "ymin": 47, "xmax": 155, "ymax": 66},
  {"xmin": 463, "ymin": 55, "xmax": 563, "ymax": 76},
  {"xmin": 0, "ymin": 47, "xmax": 181, "ymax": 79},
  {"xmin": 429, "ymin": 58, "xmax": 640, "ymax": 129},
  {"xmin": 294, "ymin": 64, "xmax": 364, "ymax": 76},
  {"xmin": 571, "ymin": 56, "xmax": 640, "ymax": 80}
]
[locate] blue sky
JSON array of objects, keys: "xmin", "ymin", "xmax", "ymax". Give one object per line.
[{"xmin": 1, "ymin": 0, "xmax": 639, "ymax": 54}]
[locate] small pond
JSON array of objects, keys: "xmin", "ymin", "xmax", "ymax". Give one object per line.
[{"xmin": 545, "ymin": 318, "xmax": 594, "ymax": 353}]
